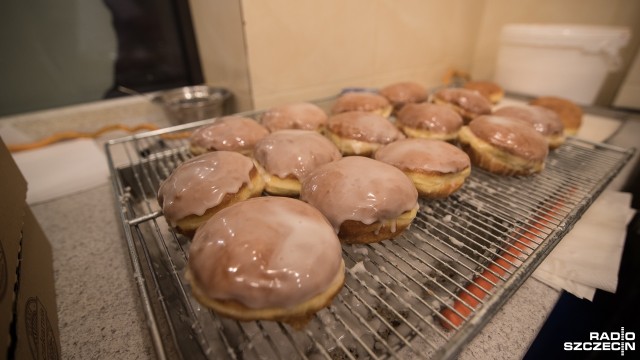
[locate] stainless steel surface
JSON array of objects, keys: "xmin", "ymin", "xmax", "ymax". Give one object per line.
[
  {"xmin": 156, "ymin": 85, "xmax": 231, "ymax": 125},
  {"xmin": 105, "ymin": 100, "xmax": 634, "ymax": 360}
]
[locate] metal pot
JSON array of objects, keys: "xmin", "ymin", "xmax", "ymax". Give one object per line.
[{"xmin": 157, "ymin": 85, "xmax": 231, "ymax": 124}]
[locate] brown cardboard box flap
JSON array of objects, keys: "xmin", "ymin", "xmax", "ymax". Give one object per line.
[
  {"xmin": 15, "ymin": 207, "xmax": 61, "ymax": 360},
  {"xmin": 0, "ymin": 138, "xmax": 28, "ymax": 352},
  {"xmin": 1, "ymin": 138, "xmax": 61, "ymax": 359}
]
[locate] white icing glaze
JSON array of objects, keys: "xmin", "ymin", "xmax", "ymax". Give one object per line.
[
  {"xmin": 253, "ymin": 130, "xmax": 341, "ymax": 179},
  {"xmin": 374, "ymin": 138, "xmax": 470, "ymax": 174},
  {"xmin": 326, "ymin": 111, "xmax": 405, "ymax": 143},
  {"xmin": 188, "ymin": 197, "xmax": 343, "ymax": 309},
  {"xmin": 189, "ymin": 116, "xmax": 269, "ymax": 153},
  {"xmin": 468, "ymin": 115, "xmax": 549, "ymax": 161},
  {"xmin": 396, "ymin": 103, "xmax": 463, "ymax": 134},
  {"xmin": 157, "ymin": 151, "xmax": 255, "ymax": 225},
  {"xmin": 379, "ymin": 82, "xmax": 428, "ymax": 107},
  {"xmin": 434, "ymin": 88, "xmax": 492, "ymax": 116},
  {"xmin": 300, "ymin": 156, "xmax": 418, "ymax": 232},
  {"xmin": 260, "ymin": 102, "xmax": 328, "ymax": 132},
  {"xmin": 493, "ymin": 105, "xmax": 564, "ymax": 136},
  {"xmin": 331, "ymin": 92, "xmax": 390, "ymax": 114}
]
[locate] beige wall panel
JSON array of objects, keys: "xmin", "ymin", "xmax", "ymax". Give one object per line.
[
  {"xmin": 242, "ymin": 0, "xmax": 485, "ymax": 109},
  {"xmin": 189, "ymin": 0, "xmax": 254, "ymax": 112},
  {"xmin": 242, "ymin": 0, "xmax": 378, "ymax": 108}
]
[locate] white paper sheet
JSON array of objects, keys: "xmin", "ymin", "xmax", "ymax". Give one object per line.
[
  {"xmin": 10, "ymin": 138, "xmax": 110, "ymax": 204},
  {"xmin": 533, "ymin": 191, "xmax": 636, "ymax": 300}
]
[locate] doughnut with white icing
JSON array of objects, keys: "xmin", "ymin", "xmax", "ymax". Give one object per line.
[
  {"xmin": 331, "ymin": 92, "xmax": 392, "ymax": 118},
  {"xmin": 493, "ymin": 105, "xmax": 565, "ymax": 149},
  {"xmin": 324, "ymin": 111, "xmax": 405, "ymax": 156},
  {"xmin": 379, "ymin": 81, "xmax": 428, "ymax": 112},
  {"xmin": 300, "ymin": 156, "xmax": 419, "ymax": 244},
  {"xmin": 253, "ymin": 130, "xmax": 341, "ymax": 196},
  {"xmin": 395, "ymin": 103, "xmax": 464, "ymax": 141},
  {"xmin": 157, "ymin": 151, "xmax": 265, "ymax": 235},
  {"xmin": 189, "ymin": 116, "xmax": 269, "ymax": 156},
  {"xmin": 432, "ymin": 88, "xmax": 492, "ymax": 124},
  {"xmin": 186, "ymin": 196, "xmax": 345, "ymax": 329},
  {"xmin": 458, "ymin": 115, "xmax": 549, "ymax": 176},
  {"xmin": 375, "ymin": 138, "xmax": 471, "ymax": 198},
  {"xmin": 260, "ymin": 102, "xmax": 328, "ymax": 132}
]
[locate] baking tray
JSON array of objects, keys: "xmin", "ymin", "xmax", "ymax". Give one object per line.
[{"xmin": 105, "ymin": 96, "xmax": 634, "ymax": 359}]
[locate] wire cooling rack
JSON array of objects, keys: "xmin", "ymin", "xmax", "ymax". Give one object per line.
[{"xmin": 106, "ymin": 100, "xmax": 634, "ymax": 360}]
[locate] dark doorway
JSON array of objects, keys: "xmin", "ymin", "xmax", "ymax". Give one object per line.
[{"xmin": 103, "ymin": 0, "xmax": 203, "ymax": 98}]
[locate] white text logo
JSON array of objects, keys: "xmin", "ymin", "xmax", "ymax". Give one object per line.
[{"xmin": 564, "ymin": 328, "xmax": 635, "ymax": 356}]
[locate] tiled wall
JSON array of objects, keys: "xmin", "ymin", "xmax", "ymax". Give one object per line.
[{"xmin": 190, "ymin": 0, "xmax": 640, "ymax": 112}]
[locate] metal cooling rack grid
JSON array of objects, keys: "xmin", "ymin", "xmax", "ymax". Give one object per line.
[{"xmin": 106, "ymin": 117, "xmax": 634, "ymax": 359}]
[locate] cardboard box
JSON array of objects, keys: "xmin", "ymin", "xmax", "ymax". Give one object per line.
[{"xmin": 0, "ymin": 138, "xmax": 60, "ymax": 359}]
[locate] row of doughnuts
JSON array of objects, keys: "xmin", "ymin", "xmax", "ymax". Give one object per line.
[
  {"xmin": 174, "ymin": 91, "xmax": 479, "ymax": 240},
  {"xmin": 186, "ymin": 83, "xmax": 581, "ymax": 179},
  {"xmin": 343, "ymin": 81, "xmax": 582, "ymax": 176},
  {"xmin": 434, "ymin": 86, "xmax": 582, "ymax": 175},
  {"xmin": 183, "ymin": 95, "xmax": 473, "ymax": 202},
  {"xmin": 162, "ymin": 129, "xmax": 424, "ymax": 245},
  {"xmin": 319, "ymin": 85, "xmax": 577, "ymax": 177}
]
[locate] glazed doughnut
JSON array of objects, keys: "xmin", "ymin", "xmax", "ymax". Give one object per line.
[
  {"xmin": 300, "ymin": 156, "xmax": 419, "ymax": 244},
  {"xmin": 529, "ymin": 96, "xmax": 583, "ymax": 136},
  {"xmin": 331, "ymin": 92, "xmax": 393, "ymax": 117},
  {"xmin": 189, "ymin": 116, "xmax": 269, "ymax": 156},
  {"xmin": 493, "ymin": 105, "xmax": 566, "ymax": 149},
  {"xmin": 374, "ymin": 139, "xmax": 471, "ymax": 198},
  {"xmin": 324, "ymin": 111, "xmax": 405, "ymax": 156},
  {"xmin": 259, "ymin": 102, "xmax": 328, "ymax": 132},
  {"xmin": 253, "ymin": 130, "xmax": 342, "ymax": 196},
  {"xmin": 432, "ymin": 88, "xmax": 492, "ymax": 124},
  {"xmin": 186, "ymin": 196, "xmax": 345, "ymax": 329},
  {"xmin": 463, "ymin": 81, "xmax": 504, "ymax": 104},
  {"xmin": 458, "ymin": 115, "xmax": 549, "ymax": 176},
  {"xmin": 157, "ymin": 151, "xmax": 265, "ymax": 235},
  {"xmin": 379, "ymin": 81, "xmax": 428, "ymax": 112},
  {"xmin": 395, "ymin": 103, "xmax": 464, "ymax": 141}
]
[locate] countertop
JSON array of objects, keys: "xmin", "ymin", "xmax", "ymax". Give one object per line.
[{"xmin": 2, "ymin": 95, "xmax": 637, "ymax": 359}]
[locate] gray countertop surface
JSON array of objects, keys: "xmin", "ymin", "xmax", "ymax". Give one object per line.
[{"xmin": 6, "ymin": 95, "xmax": 609, "ymax": 359}]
